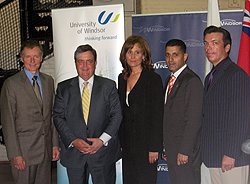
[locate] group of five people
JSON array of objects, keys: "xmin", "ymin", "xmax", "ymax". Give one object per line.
[{"xmin": 1, "ymin": 25, "xmax": 250, "ymax": 184}]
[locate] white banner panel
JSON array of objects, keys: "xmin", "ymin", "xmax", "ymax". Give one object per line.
[
  {"xmin": 52, "ymin": 4, "xmax": 124, "ymax": 85},
  {"xmin": 52, "ymin": 4, "xmax": 124, "ymax": 184}
]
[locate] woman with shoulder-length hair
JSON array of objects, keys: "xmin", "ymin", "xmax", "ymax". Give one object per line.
[{"xmin": 118, "ymin": 35, "xmax": 164, "ymax": 184}]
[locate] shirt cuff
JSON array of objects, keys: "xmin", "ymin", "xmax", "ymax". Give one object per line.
[
  {"xmin": 99, "ymin": 133, "xmax": 111, "ymax": 146},
  {"xmin": 69, "ymin": 141, "xmax": 74, "ymax": 148}
]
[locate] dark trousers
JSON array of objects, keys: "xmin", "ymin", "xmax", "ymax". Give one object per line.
[
  {"xmin": 67, "ymin": 162, "xmax": 116, "ymax": 184},
  {"xmin": 168, "ymin": 163, "xmax": 201, "ymax": 184},
  {"xmin": 122, "ymin": 153, "xmax": 158, "ymax": 184}
]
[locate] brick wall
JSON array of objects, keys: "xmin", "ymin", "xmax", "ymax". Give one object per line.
[{"xmin": 140, "ymin": 0, "xmax": 245, "ymax": 14}]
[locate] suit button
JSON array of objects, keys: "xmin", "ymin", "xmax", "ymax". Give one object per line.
[{"xmin": 202, "ymin": 114, "xmax": 205, "ymax": 117}]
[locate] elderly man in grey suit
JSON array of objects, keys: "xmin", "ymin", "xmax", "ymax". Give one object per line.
[
  {"xmin": 163, "ymin": 39, "xmax": 203, "ymax": 184},
  {"xmin": 202, "ymin": 26, "xmax": 250, "ymax": 184},
  {"xmin": 0, "ymin": 40, "xmax": 60, "ymax": 184},
  {"xmin": 53, "ymin": 44, "xmax": 122, "ymax": 184}
]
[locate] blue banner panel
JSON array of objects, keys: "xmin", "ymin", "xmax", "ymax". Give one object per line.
[
  {"xmin": 132, "ymin": 11, "xmax": 243, "ymax": 83},
  {"xmin": 157, "ymin": 158, "xmax": 170, "ymax": 184},
  {"xmin": 133, "ymin": 11, "xmax": 243, "ymax": 184}
]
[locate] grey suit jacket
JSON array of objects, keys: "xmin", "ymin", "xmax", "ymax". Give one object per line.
[
  {"xmin": 202, "ymin": 57, "xmax": 250, "ymax": 167},
  {"xmin": 163, "ymin": 67, "xmax": 203, "ymax": 166},
  {"xmin": 0, "ymin": 70, "xmax": 59, "ymax": 166},
  {"xmin": 53, "ymin": 75, "xmax": 122, "ymax": 168}
]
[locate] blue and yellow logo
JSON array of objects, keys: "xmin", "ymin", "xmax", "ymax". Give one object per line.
[{"xmin": 98, "ymin": 11, "xmax": 120, "ymax": 25}]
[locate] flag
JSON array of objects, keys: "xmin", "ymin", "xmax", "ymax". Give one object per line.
[
  {"xmin": 237, "ymin": 0, "xmax": 250, "ymax": 76},
  {"xmin": 207, "ymin": 0, "xmax": 221, "ymax": 26},
  {"xmin": 204, "ymin": 0, "xmax": 221, "ymax": 78}
]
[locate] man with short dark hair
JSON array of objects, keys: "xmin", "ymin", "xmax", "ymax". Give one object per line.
[
  {"xmin": 0, "ymin": 40, "xmax": 60, "ymax": 183},
  {"xmin": 201, "ymin": 25, "xmax": 250, "ymax": 184},
  {"xmin": 163, "ymin": 39, "xmax": 203, "ymax": 184},
  {"xmin": 53, "ymin": 44, "xmax": 122, "ymax": 184}
]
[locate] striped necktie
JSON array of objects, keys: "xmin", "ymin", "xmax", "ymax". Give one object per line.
[
  {"xmin": 82, "ymin": 82, "xmax": 90, "ymax": 124},
  {"xmin": 167, "ymin": 75, "xmax": 176, "ymax": 96}
]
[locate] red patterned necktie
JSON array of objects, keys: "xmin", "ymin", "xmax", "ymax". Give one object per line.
[{"xmin": 167, "ymin": 75, "xmax": 176, "ymax": 96}]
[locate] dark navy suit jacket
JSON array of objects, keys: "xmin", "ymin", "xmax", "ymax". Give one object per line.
[
  {"xmin": 201, "ymin": 57, "xmax": 250, "ymax": 167},
  {"xmin": 53, "ymin": 75, "xmax": 122, "ymax": 168}
]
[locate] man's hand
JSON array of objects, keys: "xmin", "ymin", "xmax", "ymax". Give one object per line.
[
  {"xmin": 221, "ymin": 155, "xmax": 235, "ymax": 172},
  {"xmin": 13, "ymin": 156, "xmax": 26, "ymax": 171},
  {"xmin": 177, "ymin": 153, "xmax": 188, "ymax": 165},
  {"xmin": 87, "ymin": 138, "xmax": 103, "ymax": 154},
  {"xmin": 149, "ymin": 152, "xmax": 159, "ymax": 164},
  {"xmin": 52, "ymin": 147, "xmax": 60, "ymax": 161},
  {"xmin": 72, "ymin": 138, "xmax": 91, "ymax": 154}
]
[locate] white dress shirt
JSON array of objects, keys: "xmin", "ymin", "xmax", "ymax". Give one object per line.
[{"xmin": 165, "ymin": 64, "xmax": 187, "ymax": 102}]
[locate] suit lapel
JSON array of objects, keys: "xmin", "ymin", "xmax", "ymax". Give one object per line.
[
  {"xmin": 204, "ymin": 72, "xmax": 210, "ymax": 93},
  {"xmin": 164, "ymin": 75, "xmax": 171, "ymax": 93},
  {"xmin": 20, "ymin": 70, "xmax": 43, "ymax": 113},
  {"xmin": 120, "ymin": 75, "xmax": 127, "ymax": 107},
  {"xmin": 166, "ymin": 67, "xmax": 189, "ymax": 101},
  {"xmin": 69, "ymin": 77, "xmax": 85, "ymax": 122},
  {"xmin": 40, "ymin": 73, "xmax": 49, "ymax": 116},
  {"xmin": 204, "ymin": 58, "xmax": 232, "ymax": 99},
  {"xmin": 88, "ymin": 75, "xmax": 99, "ymax": 125}
]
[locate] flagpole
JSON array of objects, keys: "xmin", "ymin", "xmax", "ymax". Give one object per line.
[
  {"xmin": 204, "ymin": 0, "xmax": 221, "ymax": 79},
  {"xmin": 201, "ymin": 1, "xmax": 221, "ymax": 183}
]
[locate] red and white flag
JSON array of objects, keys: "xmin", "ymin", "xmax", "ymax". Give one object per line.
[{"xmin": 237, "ymin": 0, "xmax": 250, "ymax": 76}]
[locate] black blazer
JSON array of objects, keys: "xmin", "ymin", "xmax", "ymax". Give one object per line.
[
  {"xmin": 53, "ymin": 75, "xmax": 122, "ymax": 168},
  {"xmin": 201, "ymin": 57, "xmax": 250, "ymax": 167},
  {"xmin": 118, "ymin": 69, "xmax": 164, "ymax": 155},
  {"xmin": 163, "ymin": 67, "xmax": 203, "ymax": 166}
]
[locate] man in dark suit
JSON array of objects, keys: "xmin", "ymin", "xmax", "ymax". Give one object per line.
[
  {"xmin": 53, "ymin": 44, "xmax": 122, "ymax": 184},
  {"xmin": 201, "ymin": 26, "xmax": 250, "ymax": 184},
  {"xmin": 163, "ymin": 39, "xmax": 203, "ymax": 184},
  {"xmin": 0, "ymin": 40, "xmax": 60, "ymax": 184}
]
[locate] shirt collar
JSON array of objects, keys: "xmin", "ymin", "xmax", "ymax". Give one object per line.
[
  {"xmin": 24, "ymin": 67, "xmax": 40, "ymax": 81},
  {"xmin": 213, "ymin": 56, "xmax": 228, "ymax": 71},
  {"xmin": 78, "ymin": 75, "xmax": 94, "ymax": 86},
  {"xmin": 171, "ymin": 64, "xmax": 187, "ymax": 78}
]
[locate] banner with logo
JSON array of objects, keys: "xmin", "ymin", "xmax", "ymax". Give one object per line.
[
  {"xmin": 52, "ymin": 4, "xmax": 124, "ymax": 84},
  {"xmin": 132, "ymin": 10, "xmax": 243, "ymax": 83},
  {"xmin": 52, "ymin": 4, "xmax": 124, "ymax": 184},
  {"xmin": 132, "ymin": 10, "xmax": 243, "ymax": 184}
]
